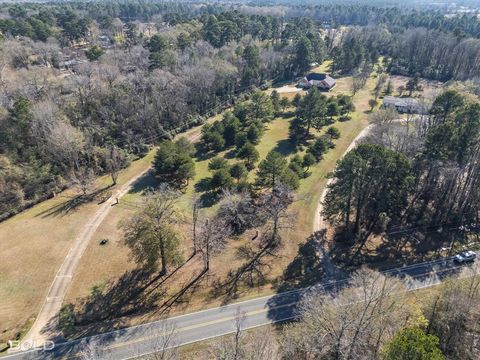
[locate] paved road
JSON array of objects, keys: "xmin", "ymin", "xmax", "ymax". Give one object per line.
[{"xmin": 6, "ymin": 257, "xmax": 474, "ymax": 360}]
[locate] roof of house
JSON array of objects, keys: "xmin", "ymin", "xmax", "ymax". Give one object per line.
[
  {"xmin": 298, "ymin": 73, "xmax": 336, "ymax": 89},
  {"xmin": 383, "ymin": 96, "xmax": 420, "ymax": 108},
  {"xmin": 306, "ymin": 73, "xmax": 336, "ymax": 86}
]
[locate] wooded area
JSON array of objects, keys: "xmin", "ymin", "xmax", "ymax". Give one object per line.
[{"xmin": 1, "ymin": 1, "xmax": 480, "ymax": 358}]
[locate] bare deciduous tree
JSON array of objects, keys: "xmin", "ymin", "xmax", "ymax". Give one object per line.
[
  {"xmin": 105, "ymin": 145, "xmax": 123, "ymax": 185},
  {"xmin": 70, "ymin": 166, "xmax": 95, "ymax": 196},
  {"xmin": 197, "ymin": 215, "xmax": 232, "ymax": 271},
  {"xmin": 142, "ymin": 322, "xmax": 179, "ymax": 360},
  {"xmin": 426, "ymin": 264, "xmax": 480, "ymax": 359},
  {"xmin": 209, "ymin": 308, "xmax": 279, "ymax": 360},
  {"xmin": 281, "ymin": 268, "xmax": 419, "ymax": 360}
]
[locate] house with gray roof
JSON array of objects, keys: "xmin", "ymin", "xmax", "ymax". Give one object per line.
[
  {"xmin": 382, "ymin": 96, "xmax": 429, "ymax": 114},
  {"xmin": 298, "ymin": 73, "xmax": 336, "ymax": 91}
]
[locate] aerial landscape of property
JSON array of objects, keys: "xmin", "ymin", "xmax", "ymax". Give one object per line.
[{"xmin": 0, "ymin": 0, "xmax": 479, "ymax": 359}]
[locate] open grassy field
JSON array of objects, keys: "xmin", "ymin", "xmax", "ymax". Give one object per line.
[
  {"xmin": 1, "ymin": 58, "xmax": 410, "ymax": 345},
  {"xmin": 58, "ymin": 60, "xmax": 382, "ymax": 336},
  {"xmin": 0, "ymin": 150, "xmax": 156, "ymax": 346},
  {"xmin": 0, "ymin": 123, "xmax": 207, "ymax": 348}
]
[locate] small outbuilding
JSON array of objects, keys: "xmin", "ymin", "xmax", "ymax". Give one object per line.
[{"xmin": 298, "ymin": 73, "xmax": 336, "ymax": 91}]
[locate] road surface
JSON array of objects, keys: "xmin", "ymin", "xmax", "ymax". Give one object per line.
[{"xmin": 5, "ymin": 257, "xmax": 474, "ymax": 360}]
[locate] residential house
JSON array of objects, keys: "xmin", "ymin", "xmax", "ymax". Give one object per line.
[
  {"xmin": 382, "ymin": 96, "xmax": 429, "ymax": 114},
  {"xmin": 297, "ymin": 73, "xmax": 336, "ymax": 91}
]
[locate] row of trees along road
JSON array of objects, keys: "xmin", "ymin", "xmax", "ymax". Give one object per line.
[{"xmin": 323, "ymin": 90, "xmax": 480, "ymax": 259}]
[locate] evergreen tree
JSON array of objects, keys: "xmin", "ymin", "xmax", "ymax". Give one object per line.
[
  {"xmin": 295, "ymin": 35, "xmax": 314, "ymax": 73},
  {"xmin": 208, "ymin": 156, "xmax": 228, "ymax": 171},
  {"xmin": 280, "ymin": 97, "xmax": 290, "ymax": 113},
  {"xmin": 292, "ymin": 93, "xmax": 302, "ymax": 108},
  {"xmin": 222, "ymin": 114, "xmax": 242, "ymax": 147},
  {"xmin": 248, "ymin": 91, "xmax": 274, "ymax": 123},
  {"xmin": 230, "ymin": 162, "xmax": 248, "ymax": 183},
  {"xmin": 326, "ymin": 126, "xmax": 341, "ymax": 139},
  {"xmin": 302, "ymin": 153, "xmax": 317, "ymax": 170},
  {"xmin": 326, "ymin": 101, "xmax": 340, "ymax": 121},
  {"xmin": 153, "ymin": 141, "xmax": 195, "ymax": 187},
  {"xmin": 210, "ymin": 168, "xmax": 234, "ymax": 191},
  {"xmin": 242, "ymin": 45, "xmax": 260, "ymax": 85},
  {"xmin": 296, "ymin": 87, "xmax": 328, "ymax": 138},
  {"xmin": 307, "ymin": 135, "xmax": 331, "ymax": 161},
  {"xmin": 256, "ymin": 150, "xmax": 298, "ymax": 190},
  {"xmin": 323, "ymin": 144, "xmax": 413, "ymax": 248},
  {"xmin": 236, "ymin": 142, "xmax": 259, "ymax": 168},
  {"xmin": 247, "ymin": 123, "xmax": 262, "ymax": 145},
  {"xmin": 382, "ymin": 327, "xmax": 444, "ymax": 360},
  {"xmin": 271, "ymin": 90, "xmax": 281, "ymax": 114},
  {"xmin": 85, "ymin": 45, "xmax": 103, "ymax": 61},
  {"xmin": 122, "ymin": 188, "xmax": 183, "ymax": 275}
]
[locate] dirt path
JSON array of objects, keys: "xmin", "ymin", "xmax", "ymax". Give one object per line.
[
  {"xmin": 22, "ymin": 168, "xmax": 151, "ymax": 345},
  {"xmin": 312, "ymin": 124, "xmax": 374, "ymax": 233},
  {"xmin": 23, "ymin": 132, "xmax": 203, "ymax": 346},
  {"xmin": 313, "ymin": 117, "xmax": 415, "ymax": 233}
]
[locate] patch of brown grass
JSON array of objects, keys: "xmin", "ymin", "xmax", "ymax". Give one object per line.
[{"xmin": 60, "ymin": 63, "xmax": 377, "ymax": 336}]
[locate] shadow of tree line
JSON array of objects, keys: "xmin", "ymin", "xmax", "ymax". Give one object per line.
[
  {"xmin": 61, "ymin": 251, "xmax": 209, "ymax": 339},
  {"xmin": 35, "ymin": 185, "xmax": 114, "ymax": 218}
]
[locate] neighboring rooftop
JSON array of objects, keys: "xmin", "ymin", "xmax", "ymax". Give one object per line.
[
  {"xmin": 306, "ymin": 73, "xmax": 336, "ymax": 86},
  {"xmin": 382, "ymin": 96, "xmax": 430, "ymax": 114}
]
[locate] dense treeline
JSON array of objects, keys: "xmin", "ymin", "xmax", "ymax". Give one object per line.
[
  {"xmin": 4, "ymin": 1, "xmax": 480, "ymax": 44},
  {"xmin": 331, "ymin": 26, "xmax": 480, "ymax": 81},
  {"xmin": 0, "ymin": 6, "xmax": 326, "ymax": 219},
  {"xmin": 323, "ymin": 90, "xmax": 480, "ymax": 257},
  {"xmin": 285, "ymin": 4, "xmax": 480, "ymax": 38}
]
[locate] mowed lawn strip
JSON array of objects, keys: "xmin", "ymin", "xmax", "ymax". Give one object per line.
[{"xmin": 65, "ymin": 117, "xmax": 293, "ymax": 303}]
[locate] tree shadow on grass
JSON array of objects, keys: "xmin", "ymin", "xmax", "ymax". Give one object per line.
[
  {"xmin": 276, "ymin": 232, "xmax": 328, "ymax": 293},
  {"xmin": 128, "ymin": 170, "xmax": 159, "ymax": 194},
  {"xmin": 272, "ymin": 138, "xmax": 296, "ymax": 157},
  {"xmin": 51, "ymin": 253, "xmax": 205, "ymax": 340},
  {"xmin": 199, "ymin": 190, "xmax": 221, "ymax": 208},
  {"xmin": 73, "ymin": 269, "xmax": 163, "ymax": 334},
  {"xmin": 39, "ymin": 268, "xmax": 160, "ymax": 344},
  {"xmin": 359, "ymin": 229, "xmax": 470, "ymax": 272},
  {"xmin": 35, "ymin": 185, "xmax": 113, "ymax": 218},
  {"xmin": 194, "ymin": 178, "xmax": 211, "ymax": 193},
  {"xmin": 224, "ymin": 149, "xmax": 237, "ymax": 159}
]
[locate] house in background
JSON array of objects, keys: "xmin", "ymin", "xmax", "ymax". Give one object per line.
[
  {"xmin": 382, "ymin": 96, "xmax": 429, "ymax": 114},
  {"xmin": 298, "ymin": 73, "xmax": 336, "ymax": 91}
]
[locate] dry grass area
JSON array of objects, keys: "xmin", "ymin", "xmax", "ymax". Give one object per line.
[
  {"xmin": 0, "ymin": 123, "xmax": 205, "ymax": 347},
  {"xmin": 1, "ymin": 59, "xmax": 392, "ymax": 344},
  {"xmin": 63, "ymin": 117, "xmax": 293, "ymax": 332},
  {"xmin": 60, "ymin": 60, "xmax": 380, "ymax": 337},
  {"xmin": 0, "ymin": 150, "xmax": 155, "ymax": 346}
]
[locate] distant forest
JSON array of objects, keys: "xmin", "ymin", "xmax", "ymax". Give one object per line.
[{"xmin": 2, "ymin": 0, "xmax": 480, "ymax": 219}]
